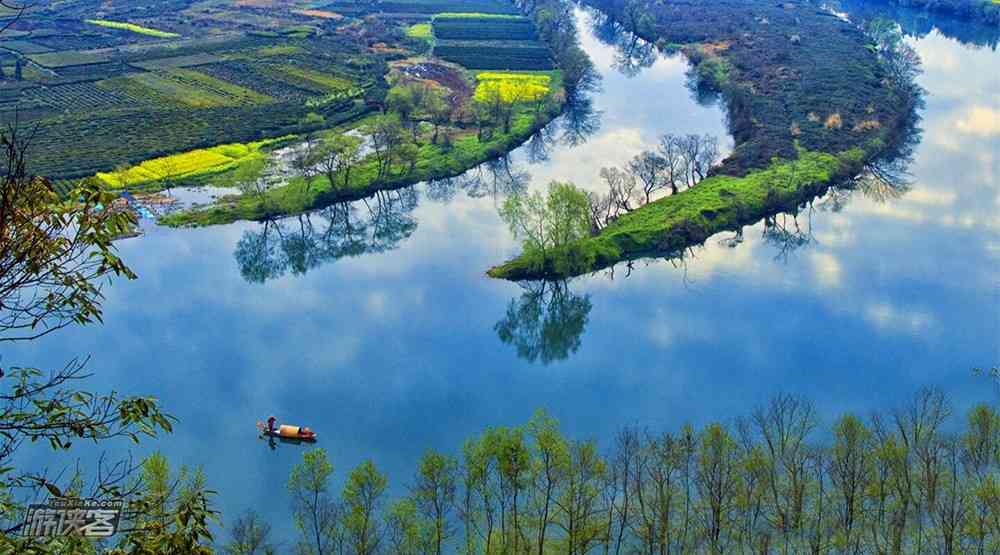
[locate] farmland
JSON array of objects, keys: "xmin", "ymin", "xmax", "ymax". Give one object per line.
[
  {"xmin": 85, "ymin": 20, "xmax": 180, "ymax": 38},
  {"xmin": 0, "ymin": 2, "xmax": 390, "ymax": 179},
  {"xmin": 433, "ymin": 14, "xmax": 538, "ymax": 40},
  {"xmin": 434, "ymin": 39, "xmax": 553, "ymax": 69},
  {"xmin": 95, "ymin": 138, "xmax": 288, "ymax": 188},
  {"xmin": 430, "ymin": 12, "xmax": 554, "ymax": 69},
  {"xmin": 0, "ymin": 0, "xmax": 573, "ymax": 224},
  {"xmin": 473, "ymin": 71, "xmax": 553, "ymax": 102}
]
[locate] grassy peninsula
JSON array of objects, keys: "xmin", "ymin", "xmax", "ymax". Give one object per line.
[{"xmin": 489, "ymin": 0, "xmax": 923, "ymax": 280}]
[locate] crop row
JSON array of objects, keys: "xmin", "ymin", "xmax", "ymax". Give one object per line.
[
  {"xmin": 268, "ymin": 64, "xmax": 355, "ymax": 93},
  {"xmin": 30, "ymin": 34, "xmax": 126, "ymax": 51},
  {"xmin": 18, "ymin": 81, "xmax": 138, "ymax": 112},
  {"xmin": 52, "ymin": 62, "xmax": 137, "ymax": 82},
  {"xmin": 434, "ymin": 41, "xmax": 553, "ymax": 70},
  {"xmin": 19, "ymin": 100, "xmax": 370, "ymax": 179},
  {"xmin": 197, "ymin": 61, "xmax": 323, "ymax": 100},
  {"xmin": 132, "ymin": 53, "xmax": 225, "ymax": 70},
  {"xmin": 0, "ymin": 39, "xmax": 52, "ymax": 54},
  {"xmin": 320, "ymin": 0, "xmax": 519, "ymax": 14},
  {"xmin": 158, "ymin": 68, "xmax": 273, "ymax": 105},
  {"xmin": 432, "ymin": 17, "xmax": 537, "ymax": 40}
]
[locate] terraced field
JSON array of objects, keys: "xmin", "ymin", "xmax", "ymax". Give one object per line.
[
  {"xmin": 432, "ymin": 14, "xmax": 537, "ymax": 40},
  {"xmin": 0, "ymin": 3, "xmax": 386, "ymax": 179},
  {"xmin": 435, "ymin": 39, "xmax": 553, "ymax": 69},
  {"xmin": 428, "ymin": 12, "xmax": 553, "ymax": 70},
  {"xmin": 0, "ymin": 0, "xmax": 558, "ymax": 187},
  {"xmin": 320, "ymin": 0, "xmax": 520, "ymax": 15}
]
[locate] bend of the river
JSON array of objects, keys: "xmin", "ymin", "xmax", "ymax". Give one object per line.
[{"xmin": 8, "ymin": 6, "xmax": 999, "ymax": 546}]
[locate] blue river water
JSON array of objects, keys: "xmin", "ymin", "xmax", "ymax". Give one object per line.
[{"xmin": 6, "ymin": 6, "xmax": 998, "ymax": 547}]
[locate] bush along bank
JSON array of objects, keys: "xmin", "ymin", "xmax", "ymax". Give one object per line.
[{"xmin": 488, "ymin": 0, "xmax": 924, "ymax": 280}]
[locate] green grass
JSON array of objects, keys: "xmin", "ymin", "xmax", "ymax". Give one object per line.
[
  {"xmin": 27, "ymin": 49, "xmax": 111, "ymax": 67},
  {"xmin": 85, "ymin": 19, "xmax": 180, "ymax": 38},
  {"xmin": 256, "ymin": 45, "xmax": 304, "ymax": 57},
  {"xmin": 170, "ymin": 68, "xmax": 273, "ymax": 103},
  {"xmin": 160, "ymin": 104, "xmax": 563, "ymax": 227},
  {"xmin": 120, "ymin": 69, "xmax": 271, "ymax": 108},
  {"xmin": 274, "ymin": 65, "xmax": 354, "ymax": 92},
  {"xmin": 131, "ymin": 53, "xmax": 225, "ymax": 70},
  {"xmin": 433, "ymin": 12, "xmax": 525, "ymax": 19},
  {"xmin": 406, "ymin": 22, "xmax": 434, "ymax": 40},
  {"xmin": 488, "ymin": 149, "xmax": 869, "ymax": 280}
]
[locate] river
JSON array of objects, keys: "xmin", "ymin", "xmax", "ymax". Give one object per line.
[{"xmin": 8, "ymin": 5, "xmax": 998, "ymax": 546}]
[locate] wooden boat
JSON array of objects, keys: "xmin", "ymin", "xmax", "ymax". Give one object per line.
[{"xmin": 256, "ymin": 421, "xmax": 318, "ymax": 442}]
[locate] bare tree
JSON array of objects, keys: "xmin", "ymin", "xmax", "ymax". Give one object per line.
[
  {"xmin": 225, "ymin": 510, "xmax": 275, "ymax": 555},
  {"xmin": 658, "ymin": 133, "xmax": 687, "ymax": 194},
  {"xmin": 627, "ymin": 150, "xmax": 666, "ymax": 204}
]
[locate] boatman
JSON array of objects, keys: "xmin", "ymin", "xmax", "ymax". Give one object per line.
[{"xmin": 267, "ymin": 415, "xmax": 277, "ymax": 434}]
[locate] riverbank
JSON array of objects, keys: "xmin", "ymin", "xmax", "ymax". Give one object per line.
[
  {"xmin": 488, "ymin": 148, "xmax": 865, "ymax": 279},
  {"xmin": 488, "ymin": 0, "xmax": 922, "ymax": 280},
  {"xmin": 159, "ymin": 99, "xmax": 563, "ymax": 227}
]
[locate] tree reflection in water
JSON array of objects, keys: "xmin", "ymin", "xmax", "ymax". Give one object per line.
[
  {"xmin": 587, "ymin": 9, "xmax": 659, "ymax": 77},
  {"xmin": 560, "ymin": 94, "xmax": 603, "ymax": 147},
  {"xmin": 834, "ymin": 0, "xmax": 999, "ymax": 50},
  {"xmin": 494, "ymin": 280, "xmax": 593, "ymax": 365},
  {"xmin": 233, "ymin": 188, "xmax": 418, "ymax": 283},
  {"xmin": 461, "ymin": 155, "xmax": 531, "ymax": 202}
]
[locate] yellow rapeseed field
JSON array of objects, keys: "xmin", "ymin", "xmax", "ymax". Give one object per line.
[
  {"xmin": 96, "ymin": 139, "xmax": 285, "ymax": 187},
  {"xmin": 474, "ymin": 72, "xmax": 551, "ymax": 103}
]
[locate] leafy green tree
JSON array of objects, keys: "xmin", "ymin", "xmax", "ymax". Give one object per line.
[
  {"xmin": 424, "ymin": 87, "xmax": 451, "ymax": 144},
  {"xmin": 696, "ymin": 423, "xmax": 739, "ymax": 553},
  {"xmin": 527, "ymin": 410, "xmax": 569, "ymax": 554},
  {"xmin": 499, "ymin": 181, "xmax": 592, "ymax": 272},
  {"xmin": 111, "ymin": 163, "xmax": 132, "ymax": 190},
  {"xmin": 412, "ymin": 450, "xmax": 458, "ymax": 555},
  {"xmin": 366, "ymin": 115, "xmax": 404, "ymax": 181},
  {"xmin": 459, "ymin": 436, "xmax": 494, "ymax": 555},
  {"xmin": 386, "ymin": 84, "xmax": 418, "ymax": 137},
  {"xmin": 491, "ymin": 426, "xmax": 531, "ymax": 552},
  {"xmin": 0, "ymin": 130, "xmax": 181, "ymax": 554},
  {"xmin": 343, "ymin": 459, "xmax": 388, "ymax": 555},
  {"xmin": 309, "ymin": 134, "xmax": 363, "ymax": 191},
  {"xmin": 829, "ymin": 414, "xmax": 873, "ymax": 552},
  {"xmin": 395, "ymin": 141, "xmax": 420, "ymax": 176},
  {"xmin": 156, "ymin": 155, "xmax": 180, "ymax": 195},
  {"xmin": 231, "ymin": 158, "xmax": 272, "ymax": 202},
  {"xmin": 288, "ymin": 448, "xmax": 338, "ymax": 555},
  {"xmin": 111, "ymin": 454, "xmax": 217, "ymax": 555},
  {"xmin": 554, "ymin": 439, "xmax": 607, "ymax": 554},
  {"xmin": 385, "ymin": 497, "xmax": 426, "ymax": 555}
]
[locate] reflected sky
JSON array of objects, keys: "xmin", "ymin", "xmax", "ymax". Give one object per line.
[{"xmin": 5, "ymin": 9, "xmax": 998, "ymax": 548}]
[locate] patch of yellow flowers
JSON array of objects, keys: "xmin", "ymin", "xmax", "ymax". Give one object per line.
[
  {"xmin": 96, "ymin": 139, "xmax": 285, "ymax": 187},
  {"xmin": 474, "ymin": 72, "xmax": 551, "ymax": 103}
]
